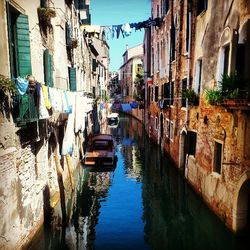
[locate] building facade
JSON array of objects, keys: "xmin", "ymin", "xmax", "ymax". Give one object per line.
[
  {"xmin": 0, "ymin": 0, "xmax": 109, "ymax": 248},
  {"xmin": 145, "ymin": 0, "xmax": 250, "ymax": 232}
]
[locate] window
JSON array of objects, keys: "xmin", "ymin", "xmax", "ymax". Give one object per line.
[
  {"xmin": 68, "ymin": 67, "xmax": 77, "ymax": 91},
  {"xmin": 165, "ymin": 119, "xmax": 170, "ymax": 138},
  {"xmin": 165, "ymin": 35, "xmax": 170, "ymax": 75},
  {"xmin": 195, "ymin": 59, "xmax": 202, "ymax": 93},
  {"xmin": 213, "ymin": 141, "xmax": 223, "ymax": 174},
  {"xmin": 44, "ymin": 49, "xmax": 53, "ymax": 87},
  {"xmin": 157, "ymin": 42, "xmax": 160, "ymax": 71},
  {"xmin": 92, "ymin": 59, "xmax": 97, "ymax": 72},
  {"xmin": 155, "ymin": 85, "xmax": 159, "ymax": 102},
  {"xmin": 182, "ymin": 79, "xmax": 187, "ymax": 107},
  {"xmin": 218, "ymin": 45, "xmax": 230, "ymax": 85},
  {"xmin": 170, "ymin": 81, "xmax": 174, "ymax": 105},
  {"xmin": 151, "ymin": 47, "xmax": 154, "ymax": 73},
  {"xmin": 223, "ymin": 45, "xmax": 230, "ymax": 75},
  {"xmin": 170, "ymin": 121, "xmax": 174, "ymax": 141},
  {"xmin": 40, "ymin": 0, "xmax": 48, "ymax": 7},
  {"xmin": 171, "ymin": 22, "xmax": 176, "ymax": 61},
  {"xmin": 7, "ymin": 7, "xmax": 32, "ymax": 78},
  {"xmin": 186, "ymin": 1, "xmax": 191, "ymax": 52},
  {"xmin": 148, "ymin": 86, "xmax": 151, "ymax": 106},
  {"xmin": 187, "ymin": 131, "xmax": 197, "ymax": 156},
  {"xmin": 164, "ymin": 0, "xmax": 170, "ymax": 14},
  {"xmin": 163, "ymin": 82, "xmax": 170, "ymax": 108},
  {"xmin": 197, "ymin": 0, "xmax": 207, "ymax": 16},
  {"xmin": 155, "ymin": 117, "xmax": 159, "ymax": 130}
]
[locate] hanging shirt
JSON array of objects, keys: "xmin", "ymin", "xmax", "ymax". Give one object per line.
[
  {"xmin": 41, "ymin": 84, "xmax": 52, "ymax": 110},
  {"xmin": 15, "ymin": 77, "xmax": 28, "ymax": 95},
  {"xmin": 122, "ymin": 23, "xmax": 132, "ymax": 36}
]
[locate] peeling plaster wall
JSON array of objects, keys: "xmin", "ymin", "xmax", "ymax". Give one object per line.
[{"xmin": 186, "ymin": 0, "xmax": 250, "ymax": 231}]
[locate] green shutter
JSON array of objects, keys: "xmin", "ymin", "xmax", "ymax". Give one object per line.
[
  {"xmin": 44, "ymin": 49, "xmax": 53, "ymax": 87},
  {"xmin": 16, "ymin": 14, "xmax": 32, "ymax": 77},
  {"xmin": 69, "ymin": 67, "xmax": 76, "ymax": 91}
]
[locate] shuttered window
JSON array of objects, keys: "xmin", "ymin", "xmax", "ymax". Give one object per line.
[
  {"xmin": 69, "ymin": 67, "xmax": 77, "ymax": 91},
  {"xmin": 16, "ymin": 14, "xmax": 32, "ymax": 77},
  {"xmin": 44, "ymin": 49, "xmax": 53, "ymax": 87}
]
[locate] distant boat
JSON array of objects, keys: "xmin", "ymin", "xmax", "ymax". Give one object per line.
[{"xmin": 107, "ymin": 113, "xmax": 119, "ymax": 128}]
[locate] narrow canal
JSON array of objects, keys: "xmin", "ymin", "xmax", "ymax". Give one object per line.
[{"xmin": 29, "ymin": 116, "xmax": 248, "ymax": 250}]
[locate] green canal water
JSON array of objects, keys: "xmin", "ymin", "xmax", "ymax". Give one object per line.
[{"xmin": 29, "ymin": 116, "xmax": 249, "ymax": 250}]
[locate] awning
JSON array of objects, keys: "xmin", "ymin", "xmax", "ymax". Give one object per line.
[
  {"xmin": 130, "ymin": 101, "xmax": 138, "ymax": 109},
  {"xmin": 122, "ymin": 137, "xmax": 137, "ymax": 146},
  {"xmin": 121, "ymin": 103, "xmax": 132, "ymax": 112}
]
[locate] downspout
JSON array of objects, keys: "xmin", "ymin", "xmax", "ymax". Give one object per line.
[{"xmin": 186, "ymin": 1, "xmax": 192, "ymax": 126}]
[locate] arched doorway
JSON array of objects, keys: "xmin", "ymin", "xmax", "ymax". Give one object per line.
[{"xmin": 234, "ymin": 179, "xmax": 250, "ymax": 232}]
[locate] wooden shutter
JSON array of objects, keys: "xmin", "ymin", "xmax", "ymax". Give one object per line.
[
  {"xmin": 16, "ymin": 14, "xmax": 32, "ymax": 77},
  {"xmin": 44, "ymin": 49, "xmax": 53, "ymax": 87},
  {"xmin": 69, "ymin": 67, "xmax": 76, "ymax": 91}
]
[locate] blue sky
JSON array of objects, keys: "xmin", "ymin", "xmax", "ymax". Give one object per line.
[{"xmin": 90, "ymin": 0, "xmax": 151, "ymax": 72}]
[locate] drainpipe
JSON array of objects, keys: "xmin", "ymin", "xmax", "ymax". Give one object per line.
[{"xmin": 186, "ymin": 1, "xmax": 192, "ymax": 126}]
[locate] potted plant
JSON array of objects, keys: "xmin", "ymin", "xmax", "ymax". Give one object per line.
[
  {"xmin": 0, "ymin": 75, "xmax": 17, "ymax": 112},
  {"xmin": 205, "ymin": 89, "xmax": 223, "ymax": 105},
  {"xmin": 0, "ymin": 75, "xmax": 17, "ymax": 99},
  {"xmin": 37, "ymin": 7, "xmax": 56, "ymax": 27},
  {"xmin": 182, "ymin": 89, "xmax": 199, "ymax": 106}
]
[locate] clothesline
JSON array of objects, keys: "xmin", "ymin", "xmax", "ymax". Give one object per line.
[{"xmin": 82, "ymin": 17, "xmax": 163, "ymax": 39}]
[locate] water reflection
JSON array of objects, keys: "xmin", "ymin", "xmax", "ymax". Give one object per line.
[{"xmin": 29, "ymin": 115, "xmax": 248, "ymax": 250}]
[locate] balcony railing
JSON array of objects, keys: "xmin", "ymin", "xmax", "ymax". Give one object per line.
[{"xmin": 13, "ymin": 91, "xmax": 39, "ymax": 127}]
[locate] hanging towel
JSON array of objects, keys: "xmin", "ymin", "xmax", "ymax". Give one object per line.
[
  {"xmin": 41, "ymin": 84, "xmax": 51, "ymax": 110},
  {"xmin": 75, "ymin": 93, "xmax": 86, "ymax": 133},
  {"xmin": 39, "ymin": 85, "xmax": 50, "ymax": 119},
  {"xmin": 49, "ymin": 88, "xmax": 63, "ymax": 112},
  {"xmin": 62, "ymin": 92, "xmax": 76, "ymax": 155},
  {"xmin": 62, "ymin": 91, "xmax": 72, "ymax": 113},
  {"xmin": 15, "ymin": 77, "xmax": 28, "ymax": 95}
]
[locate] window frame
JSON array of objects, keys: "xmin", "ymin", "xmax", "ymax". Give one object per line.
[
  {"xmin": 213, "ymin": 140, "xmax": 223, "ymax": 174},
  {"xmin": 165, "ymin": 118, "xmax": 170, "ymax": 138},
  {"xmin": 170, "ymin": 121, "xmax": 174, "ymax": 142}
]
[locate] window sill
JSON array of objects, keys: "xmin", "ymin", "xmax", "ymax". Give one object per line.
[
  {"xmin": 197, "ymin": 10, "xmax": 207, "ymax": 19},
  {"xmin": 211, "ymin": 172, "xmax": 221, "ymax": 178}
]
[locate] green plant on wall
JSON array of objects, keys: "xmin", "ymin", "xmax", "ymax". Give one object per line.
[
  {"xmin": 0, "ymin": 75, "xmax": 17, "ymax": 112},
  {"xmin": 0, "ymin": 75, "xmax": 17, "ymax": 96},
  {"xmin": 182, "ymin": 89, "xmax": 199, "ymax": 105},
  {"xmin": 37, "ymin": 7, "xmax": 56, "ymax": 26},
  {"xmin": 205, "ymin": 89, "xmax": 223, "ymax": 105},
  {"xmin": 219, "ymin": 73, "xmax": 248, "ymax": 99}
]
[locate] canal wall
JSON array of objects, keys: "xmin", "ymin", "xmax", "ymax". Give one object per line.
[{"xmin": 0, "ymin": 110, "xmax": 81, "ymax": 249}]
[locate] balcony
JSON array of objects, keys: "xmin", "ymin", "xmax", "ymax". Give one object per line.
[
  {"xmin": 222, "ymin": 98, "xmax": 250, "ymax": 110},
  {"xmin": 13, "ymin": 91, "xmax": 39, "ymax": 127}
]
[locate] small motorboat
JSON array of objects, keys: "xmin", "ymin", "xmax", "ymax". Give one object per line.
[
  {"xmin": 107, "ymin": 113, "xmax": 119, "ymax": 128},
  {"xmin": 83, "ymin": 134, "xmax": 117, "ymax": 167}
]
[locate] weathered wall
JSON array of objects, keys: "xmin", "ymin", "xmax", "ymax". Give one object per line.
[
  {"xmin": 186, "ymin": 0, "xmax": 250, "ymax": 231},
  {"xmin": 0, "ymin": 0, "xmax": 10, "ymax": 76},
  {"xmin": 0, "ymin": 0, "xmax": 89, "ymax": 248}
]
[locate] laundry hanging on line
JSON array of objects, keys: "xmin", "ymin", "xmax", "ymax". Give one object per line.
[{"xmin": 81, "ymin": 17, "xmax": 163, "ymax": 40}]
